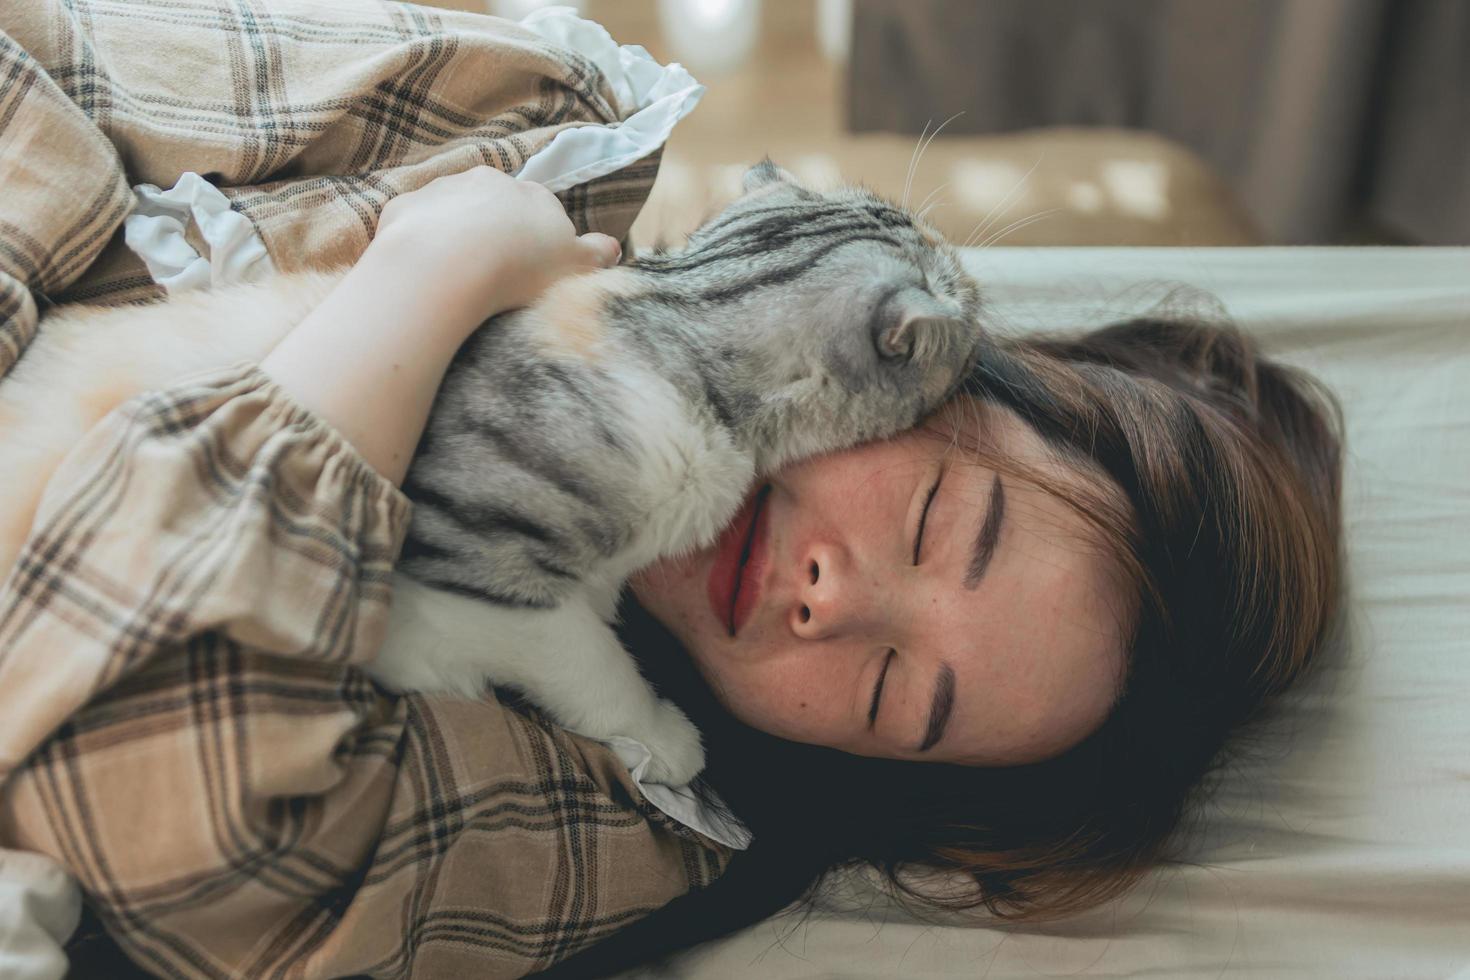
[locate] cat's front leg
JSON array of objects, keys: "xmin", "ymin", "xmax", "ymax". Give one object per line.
[
  {"xmin": 504, "ymin": 596, "xmax": 705, "ymax": 787},
  {"xmin": 615, "ymin": 416, "xmax": 758, "ymax": 576},
  {"xmin": 373, "ymin": 575, "xmax": 705, "ymax": 786}
]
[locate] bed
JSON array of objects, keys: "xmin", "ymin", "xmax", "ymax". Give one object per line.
[
  {"xmin": 4, "ymin": 4, "xmax": 1467, "ymax": 974},
  {"xmin": 618, "ymin": 246, "xmax": 1470, "ymax": 979}
]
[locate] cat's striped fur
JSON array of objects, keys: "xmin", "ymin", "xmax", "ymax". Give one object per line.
[{"xmin": 0, "ymin": 160, "xmax": 982, "ymax": 784}]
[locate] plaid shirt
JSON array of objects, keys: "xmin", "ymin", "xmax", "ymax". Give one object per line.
[{"xmin": 0, "ymin": 2, "xmax": 730, "ymax": 977}]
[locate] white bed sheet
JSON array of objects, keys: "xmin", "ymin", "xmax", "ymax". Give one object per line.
[{"xmin": 631, "ymin": 247, "xmax": 1470, "ymax": 979}]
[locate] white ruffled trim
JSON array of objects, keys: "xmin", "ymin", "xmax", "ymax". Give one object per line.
[
  {"xmin": 599, "ymin": 735, "xmax": 753, "ymax": 851},
  {"xmin": 0, "ymin": 850, "xmax": 80, "ymax": 980},
  {"xmin": 514, "ymin": 6, "xmax": 704, "ymax": 193},
  {"xmin": 123, "ymin": 171, "xmax": 277, "ymax": 293}
]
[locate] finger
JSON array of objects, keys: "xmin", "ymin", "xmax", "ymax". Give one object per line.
[{"xmin": 579, "ymin": 232, "xmax": 622, "ymax": 268}]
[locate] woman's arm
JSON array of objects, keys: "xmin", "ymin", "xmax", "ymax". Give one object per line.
[
  {"xmin": 258, "ymin": 243, "xmax": 477, "ymax": 487},
  {"xmin": 0, "ymin": 168, "xmax": 714, "ymax": 980},
  {"xmin": 261, "ymin": 166, "xmax": 621, "ymax": 486}
]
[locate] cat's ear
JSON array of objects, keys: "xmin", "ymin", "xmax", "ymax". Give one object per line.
[
  {"xmin": 873, "ymin": 288, "xmax": 963, "ymax": 363},
  {"xmin": 742, "ymin": 157, "xmax": 800, "ymax": 194}
]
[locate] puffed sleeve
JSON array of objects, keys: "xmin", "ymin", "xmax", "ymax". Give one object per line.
[{"xmin": 0, "ymin": 364, "xmax": 730, "ymax": 980}]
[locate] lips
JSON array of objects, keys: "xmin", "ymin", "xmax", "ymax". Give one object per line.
[{"xmin": 706, "ymin": 485, "xmax": 772, "ymax": 637}]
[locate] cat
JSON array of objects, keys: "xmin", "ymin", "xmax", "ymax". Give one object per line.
[{"xmin": 0, "ymin": 159, "xmax": 983, "ymax": 784}]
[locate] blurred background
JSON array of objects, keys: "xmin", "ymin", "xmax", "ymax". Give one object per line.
[{"xmin": 425, "ymin": 0, "xmax": 1468, "ymax": 252}]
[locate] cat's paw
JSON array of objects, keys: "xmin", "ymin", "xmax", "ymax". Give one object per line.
[{"xmin": 633, "ymin": 698, "xmax": 706, "ymax": 787}]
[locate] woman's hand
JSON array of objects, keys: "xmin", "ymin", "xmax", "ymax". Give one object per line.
[
  {"xmin": 372, "ymin": 166, "xmax": 622, "ymax": 325},
  {"xmin": 262, "ymin": 166, "xmax": 621, "ymax": 486}
]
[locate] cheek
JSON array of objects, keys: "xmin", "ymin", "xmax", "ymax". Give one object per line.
[
  {"xmin": 694, "ymin": 655, "xmax": 850, "ymax": 743},
  {"xmin": 630, "ymin": 556, "xmax": 716, "ymax": 663},
  {"xmin": 775, "ymin": 457, "xmax": 915, "ymax": 550},
  {"xmin": 631, "ymin": 552, "xmax": 700, "ymax": 611},
  {"xmin": 776, "ymin": 441, "xmax": 883, "ymax": 502}
]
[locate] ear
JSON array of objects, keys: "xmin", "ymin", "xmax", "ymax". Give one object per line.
[
  {"xmin": 876, "ymin": 317, "xmax": 918, "ymax": 361},
  {"xmin": 873, "ymin": 287, "xmax": 957, "ymax": 363},
  {"xmin": 742, "ymin": 157, "xmax": 801, "ymax": 194}
]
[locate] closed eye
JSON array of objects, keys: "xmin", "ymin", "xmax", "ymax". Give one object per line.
[
  {"xmin": 878, "ymin": 469, "xmax": 940, "ymax": 733},
  {"xmin": 868, "ymin": 648, "xmax": 895, "ymax": 729},
  {"xmin": 912, "ymin": 473, "xmax": 942, "ymax": 564}
]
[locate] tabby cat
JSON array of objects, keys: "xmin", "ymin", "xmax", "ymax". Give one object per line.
[{"xmin": 0, "ymin": 160, "xmax": 982, "ymax": 784}]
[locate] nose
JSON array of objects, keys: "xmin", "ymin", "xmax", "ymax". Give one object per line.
[{"xmin": 787, "ymin": 540, "xmax": 878, "ymax": 640}]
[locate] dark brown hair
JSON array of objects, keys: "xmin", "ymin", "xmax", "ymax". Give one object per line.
[{"xmin": 535, "ymin": 310, "xmax": 1347, "ymax": 977}]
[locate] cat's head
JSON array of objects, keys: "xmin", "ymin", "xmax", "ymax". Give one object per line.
[{"xmin": 634, "ymin": 158, "xmax": 984, "ymax": 467}]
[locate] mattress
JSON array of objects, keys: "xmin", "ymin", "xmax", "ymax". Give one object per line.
[{"xmin": 627, "ymin": 247, "xmax": 1470, "ymax": 979}]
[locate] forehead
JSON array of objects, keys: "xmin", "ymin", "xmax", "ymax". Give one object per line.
[{"xmin": 916, "ymin": 399, "xmax": 1115, "ymax": 506}]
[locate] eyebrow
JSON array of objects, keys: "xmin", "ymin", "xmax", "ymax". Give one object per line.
[
  {"xmin": 963, "ymin": 473, "xmax": 1006, "ymax": 591},
  {"xmin": 916, "ymin": 661, "xmax": 957, "ymax": 753}
]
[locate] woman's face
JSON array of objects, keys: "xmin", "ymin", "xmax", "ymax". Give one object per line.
[{"xmin": 630, "ymin": 402, "xmax": 1132, "ymax": 767}]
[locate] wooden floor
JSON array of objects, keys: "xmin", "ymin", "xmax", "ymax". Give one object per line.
[{"xmin": 420, "ymin": 1, "xmax": 1274, "ymax": 249}]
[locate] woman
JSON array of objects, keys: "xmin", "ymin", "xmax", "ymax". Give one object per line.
[
  {"xmin": 1, "ymin": 168, "xmax": 1345, "ymax": 978},
  {"xmin": 564, "ymin": 272, "xmax": 1347, "ymax": 972},
  {"xmin": 557, "ymin": 212, "xmax": 1346, "ymax": 973}
]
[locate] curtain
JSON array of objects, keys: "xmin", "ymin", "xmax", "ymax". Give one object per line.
[{"xmin": 847, "ymin": 0, "xmax": 1469, "ymax": 245}]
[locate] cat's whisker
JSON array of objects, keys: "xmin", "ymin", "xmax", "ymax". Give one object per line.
[
  {"xmin": 975, "ymin": 207, "xmax": 1064, "ymax": 250},
  {"xmin": 961, "ymin": 152, "xmax": 1045, "ymax": 249},
  {"xmin": 902, "ymin": 119, "xmax": 933, "ymax": 210},
  {"xmin": 914, "ymin": 200, "xmax": 949, "ymax": 226},
  {"xmin": 975, "ymin": 151, "xmax": 1046, "ymax": 245},
  {"xmin": 913, "ymin": 181, "xmax": 950, "ymax": 220},
  {"xmin": 903, "ymin": 110, "xmax": 965, "ymax": 211}
]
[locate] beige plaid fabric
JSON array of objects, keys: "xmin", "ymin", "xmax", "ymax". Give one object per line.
[
  {"xmin": 0, "ymin": 2, "xmax": 730, "ymax": 977},
  {"xmin": 0, "ymin": 0, "xmax": 662, "ymax": 374}
]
